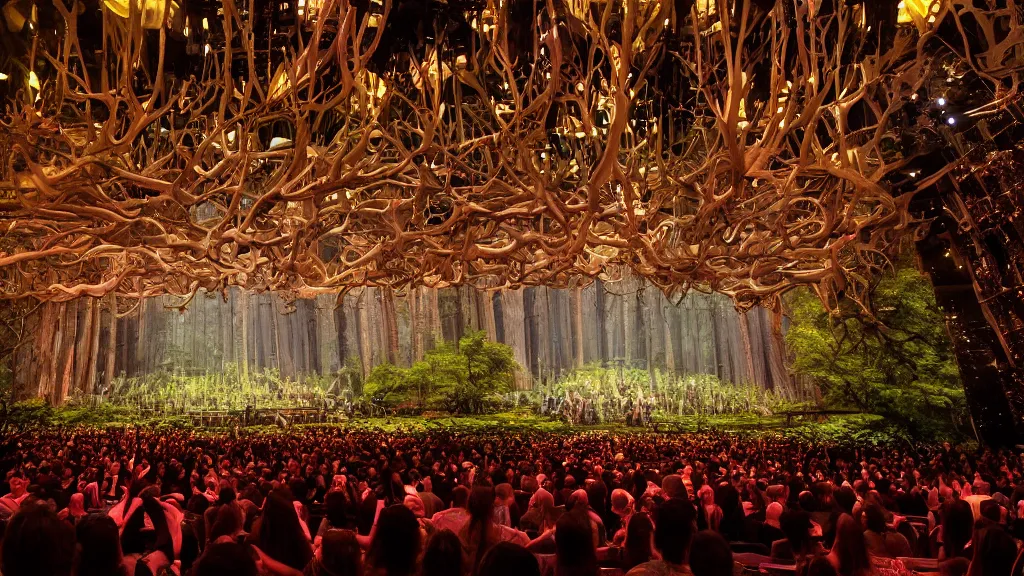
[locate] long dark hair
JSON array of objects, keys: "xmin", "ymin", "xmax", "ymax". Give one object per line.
[
  {"xmin": 466, "ymin": 486, "xmax": 497, "ymax": 573},
  {"xmin": 421, "ymin": 529, "xmax": 465, "ymax": 576},
  {"xmin": 258, "ymin": 490, "xmax": 313, "ymax": 570},
  {"xmin": 555, "ymin": 511, "xmax": 598, "ymax": 576},
  {"xmin": 967, "ymin": 526, "xmax": 1017, "ymax": 576},
  {"xmin": 76, "ymin": 514, "xmax": 128, "ymax": 576},
  {"xmin": 942, "ymin": 500, "xmax": 973, "ymax": 559},
  {"xmin": 368, "ymin": 505, "xmax": 422, "ymax": 576},
  {"xmin": 320, "ymin": 529, "xmax": 363, "ymax": 576},
  {"xmin": 623, "ymin": 512, "xmax": 655, "ymax": 570},
  {"xmin": 831, "ymin": 514, "xmax": 870, "ymax": 576}
]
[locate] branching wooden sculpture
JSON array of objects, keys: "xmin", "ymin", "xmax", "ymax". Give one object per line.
[{"xmin": 0, "ymin": 0, "xmax": 1021, "ymax": 313}]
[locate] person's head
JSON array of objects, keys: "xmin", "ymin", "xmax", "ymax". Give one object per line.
[
  {"xmin": 258, "ymin": 490, "xmax": 313, "ymax": 569},
  {"xmin": 450, "ymin": 485, "xmax": 470, "ymax": 509},
  {"xmin": 566, "ymin": 489, "xmax": 589, "ymax": 512},
  {"xmin": 653, "ymin": 498, "xmax": 696, "ymax": 565},
  {"xmin": 325, "ymin": 490, "xmax": 348, "ymax": 528},
  {"xmin": 67, "ymin": 492, "xmax": 86, "ymax": 515},
  {"xmin": 468, "ymin": 485, "xmax": 496, "ymax": 526},
  {"xmin": 831, "ymin": 514, "xmax": 870, "ymax": 576},
  {"xmin": 688, "ymin": 530, "xmax": 733, "ymax": 576},
  {"xmin": 943, "ymin": 500, "xmax": 974, "ymax": 558},
  {"xmin": 369, "ymin": 505, "xmax": 422, "ymax": 576},
  {"xmin": 780, "ymin": 510, "xmax": 813, "ymax": 554},
  {"xmin": 611, "ymin": 488, "xmax": 633, "ymax": 517},
  {"xmin": 1, "ymin": 502, "xmax": 77, "ymax": 576},
  {"xmin": 8, "ymin": 472, "xmax": 27, "ymax": 498},
  {"xmin": 75, "ymin": 514, "xmax": 124, "ymax": 576},
  {"xmin": 834, "ymin": 486, "xmax": 856, "ymax": 514},
  {"xmin": 697, "ymin": 484, "xmax": 715, "ymax": 506},
  {"xmin": 623, "ymin": 512, "xmax": 655, "ymax": 569},
  {"xmin": 555, "ymin": 510, "xmax": 598, "ymax": 576},
  {"xmin": 862, "ymin": 502, "xmax": 887, "ymax": 533},
  {"xmin": 662, "ymin": 475, "xmax": 686, "ymax": 500},
  {"xmin": 421, "ymin": 529, "xmax": 464, "ymax": 576},
  {"xmin": 478, "ymin": 542, "xmax": 541, "ymax": 576},
  {"xmin": 209, "ymin": 502, "xmax": 244, "ymax": 541},
  {"xmin": 495, "ymin": 484, "xmax": 514, "ymax": 507},
  {"xmin": 979, "ymin": 499, "xmax": 1004, "ymax": 525},
  {"xmin": 320, "ymin": 529, "xmax": 362, "ymax": 576},
  {"xmin": 192, "ymin": 542, "xmax": 259, "ymax": 576},
  {"xmin": 968, "ymin": 526, "xmax": 1017, "ymax": 576}
]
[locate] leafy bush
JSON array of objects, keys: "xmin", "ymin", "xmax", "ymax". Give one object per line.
[
  {"xmin": 786, "ymin": 261, "xmax": 968, "ymax": 439},
  {"xmin": 364, "ymin": 331, "xmax": 518, "ymax": 413}
]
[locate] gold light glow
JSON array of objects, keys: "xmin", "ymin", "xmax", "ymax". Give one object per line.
[
  {"xmin": 103, "ymin": 0, "xmax": 180, "ymax": 29},
  {"xmin": 268, "ymin": 64, "xmax": 291, "ymax": 101},
  {"xmin": 898, "ymin": 0, "xmax": 940, "ymax": 28}
]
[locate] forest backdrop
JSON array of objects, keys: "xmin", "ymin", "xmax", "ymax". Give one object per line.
[{"xmin": 7, "ymin": 276, "xmax": 804, "ymax": 405}]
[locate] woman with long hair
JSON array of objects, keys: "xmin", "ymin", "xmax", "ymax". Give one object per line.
[
  {"xmin": 939, "ymin": 500, "xmax": 974, "ymax": 561},
  {"xmin": 307, "ymin": 529, "xmax": 363, "ymax": 576},
  {"xmin": 966, "ymin": 526, "xmax": 1017, "ymax": 576},
  {"xmin": 420, "ymin": 529, "xmax": 465, "ymax": 576},
  {"xmin": 555, "ymin": 511, "xmax": 599, "ymax": 576},
  {"xmin": 826, "ymin": 514, "xmax": 874, "ymax": 576},
  {"xmin": 76, "ymin": 513, "xmax": 128, "ymax": 576},
  {"xmin": 254, "ymin": 490, "xmax": 314, "ymax": 571},
  {"xmin": 697, "ymin": 485, "xmax": 722, "ymax": 533},
  {"xmin": 520, "ymin": 488, "xmax": 557, "ymax": 535},
  {"xmin": 58, "ymin": 492, "xmax": 89, "ymax": 527},
  {"xmin": 367, "ymin": 505, "xmax": 422, "ymax": 576},
  {"xmin": 458, "ymin": 486, "xmax": 529, "ymax": 574},
  {"xmin": 622, "ymin": 512, "xmax": 657, "ymax": 571}
]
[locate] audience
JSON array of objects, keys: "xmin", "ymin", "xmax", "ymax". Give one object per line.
[{"xmin": 0, "ymin": 426, "xmax": 1022, "ymax": 576}]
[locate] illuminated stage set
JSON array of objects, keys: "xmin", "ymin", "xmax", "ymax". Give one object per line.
[{"xmin": 1, "ymin": 0, "xmax": 1023, "ymax": 444}]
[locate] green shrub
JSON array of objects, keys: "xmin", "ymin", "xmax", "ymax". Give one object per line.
[
  {"xmin": 786, "ymin": 261, "xmax": 968, "ymax": 440},
  {"xmin": 364, "ymin": 331, "xmax": 519, "ymax": 413}
]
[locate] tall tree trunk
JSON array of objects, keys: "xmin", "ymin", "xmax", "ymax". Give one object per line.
[
  {"xmin": 383, "ymin": 288, "xmax": 400, "ymax": 365},
  {"xmin": 645, "ymin": 292, "xmax": 656, "ymax": 391},
  {"xmin": 481, "ymin": 291, "xmax": 497, "ymax": 343},
  {"xmin": 87, "ymin": 298, "xmax": 102, "ymax": 395},
  {"xmin": 103, "ymin": 295, "xmax": 118, "ymax": 391},
  {"xmin": 738, "ymin": 311, "xmax": 757, "ymax": 385},
  {"xmin": 357, "ymin": 289, "xmax": 372, "ymax": 380},
  {"xmin": 410, "ymin": 288, "xmax": 424, "ymax": 362},
  {"xmin": 595, "ymin": 280, "xmax": 607, "ymax": 365},
  {"xmin": 663, "ymin": 300, "xmax": 677, "ymax": 374},
  {"xmin": 501, "ymin": 289, "xmax": 530, "ymax": 390},
  {"xmin": 571, "ymin": 285, "xmax": 585, "ymax": 369},
  {"xmin": 57, "ymin": 302, "xmax": 77, "ymax": 404},
  {"xmin": 334, "ymin": 294, "xmax": 348, "ymax": 369},
  {"xmin": 428, "ymin": 287, "xmax": 442, "ymax": 348},
  {"xmin": 240, "ymin": 291, "xmax": 250, "ymax": 379}
]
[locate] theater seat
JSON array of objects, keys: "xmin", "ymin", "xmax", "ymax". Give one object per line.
[{"xmin": 729, "ymin": 542, "xmax": 770, "ymax": 555}]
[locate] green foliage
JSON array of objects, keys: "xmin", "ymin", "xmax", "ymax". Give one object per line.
[
  {"xmin": 363, "ymin": 331, "xmax": 518, "ymax": 413},
  {"xmin": 107, "ymin": 365, "xmax": 336, "ymax": 411},
  {"xmin": 550, "ymin": 365, "xmax": 787, "ymax": 422},
  {"xmin": 786, "ymin": 262, "xmax": 967, "ymax": 439}
]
